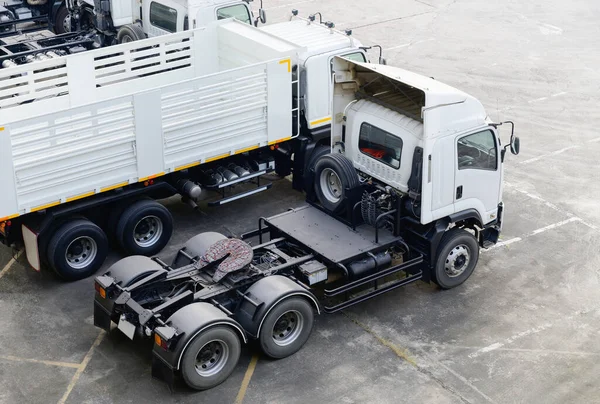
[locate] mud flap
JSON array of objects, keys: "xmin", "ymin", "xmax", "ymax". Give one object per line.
[
  {"xmin": 93, "ymin": 301, "xmax": 112, "ymax": 331},
  {"xmin": 152, "ymin": 352, "xmax": 176, "ymax": 392}
]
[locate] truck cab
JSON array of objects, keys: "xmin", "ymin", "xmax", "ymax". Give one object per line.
[
  {"xmin": 141, "ymin": 0, "xmax": 253, "ymax": 37},
  {"xmin": 318, "ymin": 57, "xmax": 519, "ymax": 247},
  {"xmin": 71, "ymin": 0, "xmax": 258, "ymax": 43}
]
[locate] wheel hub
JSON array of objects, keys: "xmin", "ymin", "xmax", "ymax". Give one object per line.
[
  {"xmin": 272, "ymin": 310, "xmax": 304, "ymax": 347},
  {"xmin": 65, "ymin": 236, "xmax": 97, "ymax": 270},
  {"xmin": 444, "ymin": 244, "xmax": 470, "ymax": 278},
  {"xmin": 195, "ymin": 340, "xmax": 229, "ymax": 377},
  {"xmin": 320, "ymin": 168, "xmax": 343, "ymax": 203},
  {"xmin": 133, "ymin": 215, "xmax": 163, "ymax": 248}
]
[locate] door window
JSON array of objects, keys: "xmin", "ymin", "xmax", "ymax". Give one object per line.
[
  {"xmin": 457, "ymin": 130, "xmax": 497, "ymax": 170},
  {"xmin": 216, "ymin": 4, "xmax": 251, "ymax": 24},
  {"xmin": 150, "ymin": 2, "xmax": 177, "ymax": 32},
  {"xmin": 359, "ymin": 123, "xmax": 402, "ymax": 169},
  {"xmin": 343, "ymin": 52, "xmax": 366, "ymax": 63}
]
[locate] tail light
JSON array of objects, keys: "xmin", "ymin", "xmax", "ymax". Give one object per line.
[{"xmin": 94, "ymin": 282, "xmax": 106, "ymax": 298}]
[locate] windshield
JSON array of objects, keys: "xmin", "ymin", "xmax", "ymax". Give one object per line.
[{"xmin": 216, "ymin": 4, "xmax": 251, "ymax": 24}]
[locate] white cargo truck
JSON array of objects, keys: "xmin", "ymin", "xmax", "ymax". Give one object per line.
[
  {"xmin": 65, "ymin": 0, "xmax": 265, "ymax": 43},
  {"xmin": 0, "ymin": 16, "xmax": 373, "ymax": 281}
]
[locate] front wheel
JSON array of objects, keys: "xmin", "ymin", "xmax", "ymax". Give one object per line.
[
  {"xmin": 258, "ymin": 297, "xmax": 315, "ymax": 359},
  {"xmin": 180, "ymin": 326, "xmax": 241, "ymax": 391},
  {"xmin": 433, "ymin": 228, "xmax": 479, "ymax": 289},
  {"xmin": 53, "ymin": 5, "xmax": 70, "ymax": 34}
]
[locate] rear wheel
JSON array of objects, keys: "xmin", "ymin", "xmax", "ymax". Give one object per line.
[
  {"xmin": 258, "ymin": 297, "xmax": 314, "ymax": 359},
  {"xmin": 180, "ymin": 326, "xmax": 241, "ymax": 390},
  {"xmin": 117, "ymin": 24, "xmax": 146, "ymax": 43},
  {"xmin": 433, "ymin": 228, "xmax": 479, "ymax": 289},
  {"xmin": 115, "ymin": 200, "xmax": 173, "ymax": 256},
  {"xmin": 105, "ymin": 255, "xmax": 166, "ymax": 287},
  {"xmin": 47, "ymin": 219, "xmax": 108, "ymax": 281},
  {"xmin": 172, "ymin": 232, "xmax": 227, "ymax": 267},
  {"xmin": 313, "ymin": 153, "xmax": 360, "ymax": 214}
]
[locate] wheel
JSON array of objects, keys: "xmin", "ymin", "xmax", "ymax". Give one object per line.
[
  {"xmin": 313, "ymin": 153, "xmax": 360, "ymax": 214},
  {"xmin": 47, "ymin": 219, "xmax": 108, "ymax": 281},
  {"xmin": 115, "ymin": 200, "xmax": 173, "ymax": 256},
  {"xmin": 433, "ymin": 228, "xmax": 479, "ymax": 289},
  {"xmin": 172, "ymin": 232, "xmax": 227, "ymax": 267},
  {"xmin": 54, "ymin": 5, "xmax": 70, "ymax": 34},
  {"xmin": 303, "ymin": 145, "xmax": 330, "ymax": 193},
  {"xmin": 180, "ymin": 326, "xmax": 241, "ymax": 391},
  {"xmin": 105, "ymin": 255, "xmax": 166, "ymax": 287},
  {"xmin": 258, "ymin": 297, "xmax": 314, "ymax": 359},
  {"xmin": 117, "ymin": 24, "xmax": 146, "ymax": 43}
]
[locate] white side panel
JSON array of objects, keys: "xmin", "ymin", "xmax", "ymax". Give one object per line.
[
  {"xmin": 8, "ymin": 98, "xmax": 137, "ymax": 211},
  {"xmin": 110, "ymin": 0, "xmax": 134, "ymax": 26},
  {"xmin": 430, "ymin": 135, "xmax": 455, "ymax": 211},
  {"xmin": 134, "ymin": 92, "xmax": 164, "ymax": 179},
  {"xmin": 194, "ymin": 27, "xmax": 219, "ymax": 76},
  {"xmin": 0, "ymin": 129, "xmax": 18, "ymax": 218},
  {"xmin": 266, "ymin": 61, "xmax": 292, "ymax": 143},
  {"xmin": 162, "ymin": 63, "xmax": 269, "ymax": 168},
  {"xmin": 66, "ymin": 53, "xmax": 96, "ymax": 108}
]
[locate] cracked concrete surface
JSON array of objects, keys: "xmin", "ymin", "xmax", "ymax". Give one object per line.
[{"xmin": 1, "ymin": 0, "xmax": 600, "ymax": 402}]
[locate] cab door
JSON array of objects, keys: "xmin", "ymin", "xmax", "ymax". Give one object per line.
[
  {"xmin": 454, "ymin": 128, "xmax": 502, "ymax": 225},
  {"xmin": 143, "ymin": 0, "xmax": 185, "ymax": 37}
]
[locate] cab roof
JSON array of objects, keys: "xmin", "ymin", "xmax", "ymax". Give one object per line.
[{"xmin": 260, "ymin": 20, "xmax": 362, "ymax": 62}]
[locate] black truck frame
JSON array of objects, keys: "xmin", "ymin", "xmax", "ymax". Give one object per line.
[{"xmin": 92, "ymin": 173, "xmax": 486, "ymax": 391}]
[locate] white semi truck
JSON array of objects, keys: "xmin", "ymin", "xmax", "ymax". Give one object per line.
[
  {"xmin": 93, "ymin": 57, "xmax": 521, "ymax": 392},
  {"xmin": 0, "ymin": 16, "xmax": 370, "ymax": 280}
]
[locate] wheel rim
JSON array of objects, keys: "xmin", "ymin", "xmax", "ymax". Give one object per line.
[
  {"xmin": 63, "ymin": 15, "xmax": 71, "ymax": 32},
  {"xmin": 444, "ymin": 244, "xmax": 471, "ymax": 278},
  {"xmin": 133, "ymin": 215, "xmax": 163, "ymax": 248},
  {"xmin": 272, "ymin": 310, "xmax": 304, "ymax": 347},
  {"xmin": 121, "ymin": 35, "xmax": 133, "ymax": 43},
  {"xmin": 319, "ymin": 168, "xmax": 343, "ymax": 203},
  {"xmin": 195, "ymin": 340, "xmax": 229, "ymax": 377},
  {"xmin": 65, "ymin": 236, "xmax": 97, "ymax": 269}
]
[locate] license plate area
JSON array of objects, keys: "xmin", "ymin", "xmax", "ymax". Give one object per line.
[{"xmin": 118, "ymin": 315, "xmax": 136, "ymax": 340}]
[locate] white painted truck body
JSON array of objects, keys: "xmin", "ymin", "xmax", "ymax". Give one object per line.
[{"xmin": 0, "ymin": 19, "xmax": 300, "ymax": 222}]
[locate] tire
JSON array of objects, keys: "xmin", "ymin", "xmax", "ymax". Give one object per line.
[
  {"xmin": 172, "ymin": 232, "xmax": 227, "ymax": 268},
  {"xmin": 117, "ymin": 24, "xmax": 146, "ymax": 43},
  {"xmin": 105, "ymin": 255, "xmax": 166, "ymax": 287},
  {"xmin": 258, "ymin": 297, "xmax": 314, "ymax": 359},
  {"xmin": 54, "ymin": 5, "xmax": 70, "ymax": 34},
  {"xmin": 303, "ymin": 145, "xmax": 330, "ymax": 193},
  {"xmin": 433, "ymin": 228, "xmax": 479, "ymax": 289},
  {"xmin": 180, "ymin": 326, "xmax": 241, "ymax": 391},
  {"xmin": 47, "ymin": 219, "xmax": 108, "ymax": 281},
  {"xmin": 107, "ymin": 196, "xmax": 150, "ymax": 241},
  {"xmin": 115, "ymin": 199, "xmax": 173, "ymax": 256},
  {"xmin": 313, "ymin": 153, "xmax": 360, "ymax": 214}
]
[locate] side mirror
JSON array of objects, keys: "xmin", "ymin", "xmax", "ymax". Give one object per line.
[
  {"xmin": 379, "ymin": 57, "xmax": 387, "ymax": 65},
  {"xmin": 259, "ymin": 8, "xmax": 267, "ymax": 24},
  {"xmin": 510, "ymin": 135, "xmax": 520, "ymax": 155}
]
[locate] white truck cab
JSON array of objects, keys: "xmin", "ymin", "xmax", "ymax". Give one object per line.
[
  {"xmin": 71, "ymin": 0, "xmax": 260, "ymax": 43},
  {"xmin": 327, "ymin": 58, "xmax": 519, "ymax": 230}
]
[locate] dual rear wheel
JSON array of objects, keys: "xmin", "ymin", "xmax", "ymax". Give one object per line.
[
  {"xmin": 180, "ymin": 297, "xmax": 315, "ymax": 391},
  {"xmin": 46, "ymin": 199, "xmax": 172, "ymax": 281}
]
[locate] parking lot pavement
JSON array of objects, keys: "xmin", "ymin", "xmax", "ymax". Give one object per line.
[{"xmin": 2, "ymin": 0, "xmax": 600, "ymax": 403}]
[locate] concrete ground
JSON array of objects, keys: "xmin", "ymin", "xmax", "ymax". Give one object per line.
[{"xmin": 1, "ymin": 0, "xmax": 600, "ymax": 402}]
